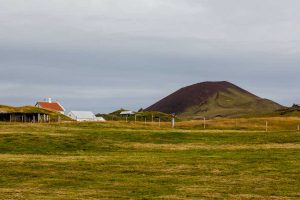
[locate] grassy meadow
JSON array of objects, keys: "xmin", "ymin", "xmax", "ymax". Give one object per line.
[{"xmin": 0, "ymin": 119, "xmax": 299, "ymax": 199}]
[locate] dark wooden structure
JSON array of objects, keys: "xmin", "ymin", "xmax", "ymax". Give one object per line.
[{"xmin": 0, "ymin": 111, "xmax": 50, "ymax": 123}]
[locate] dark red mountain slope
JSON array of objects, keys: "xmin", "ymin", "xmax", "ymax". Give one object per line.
[{"xmin": 145, "ymin": 81, "xmax": 283, "ymax": 118}]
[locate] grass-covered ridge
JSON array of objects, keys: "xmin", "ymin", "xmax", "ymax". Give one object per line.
[
  {"xmin": 0, "ymin": 121, "xmax": 299, "ymax": 199},
  {"xmin": 97, "ymin": 109, "xmax": 177, "ymax": 122},
  {"xmin": 0, "ymin": 105, "xmax": 72, "ymax": 121}
]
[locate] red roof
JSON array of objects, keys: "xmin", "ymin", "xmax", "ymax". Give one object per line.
[{"xmin": 36, "ymin": 102, "xmax": 65, "ymax": 112}]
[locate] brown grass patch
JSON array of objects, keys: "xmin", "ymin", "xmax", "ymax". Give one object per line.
[
  {"xmin": 116, "ymin": 142, "xmax": 300, "ymax": 151},
  {"xmin": 0, "ymin": 154, "xmax": 109, "ymax": 163},
  {"xmin": 228, "ymin": 193, "xmax": 291, "ymax": 200}
]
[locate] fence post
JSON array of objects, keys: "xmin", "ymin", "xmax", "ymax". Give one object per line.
[
  {"xmin": 203, "ymin": 117, "xmax": 206, "ymax": 129},
  {"xmin": 298, "ymin": 124, "xmax": 299, "ymax": 132},
  {"xmin": 265, "ymin": 121, "xmax": 268, "ymax": 132},
  {"xmin": 171, "ymin": 114, "xmax": 175, "ymax": 128},
  {"xmin": 171, "ymin": 117, "xmax": 175, "ymax": 128}
]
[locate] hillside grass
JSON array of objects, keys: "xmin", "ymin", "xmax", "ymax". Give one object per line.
[
  {"xmin": 0, "ymin": 105, "xmax": 72, "ymax": 121},
  {"xmin": 0, "ymin": 121, "xmax": 299, "ymax": 199},
  {"xmin": 180, "ymin": 89, "xmax": 283, "ymax": 119}
]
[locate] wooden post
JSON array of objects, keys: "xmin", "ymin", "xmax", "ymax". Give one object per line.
[
  {"xmin": 204, "ymin": 117, "xmax": 206, "ymax": 129},
  {"xmin": 144, "ymin": 117, "xmax": 147, "ymax": 125},
  {"xmin": 152, "ymin": 114, "xmax": 154, "ymax": 124},
  {"xmin": 171, "ymin": 117, "xmax": 175, "ymax": 128},
  {"xmin": 159, "ymin": 118, "xmax": 161, "ymax": 128},
  {"xmin": 298, "ymin": 124, "xmax": 299, "ymax": 132},
  {"xmin": 135, "ymin": 115, "xmax": 137, "ymax": 123},
  {"xmin": 266, "ymin": 121, "xmax": 268, "ymax": 132}
]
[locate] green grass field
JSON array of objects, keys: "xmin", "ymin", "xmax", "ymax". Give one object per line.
[{"xmin": 0, "ymin": 121, "xmax": 299, "ymax": 199}]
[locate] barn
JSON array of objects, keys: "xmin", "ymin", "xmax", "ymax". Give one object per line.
[
  {"xmin": 68, "ymin": 111, "xmax": 105, "ymax": 122},
  {"xmin": 0, "ymin": 111, "xmax": 50, "ymax": 123}
]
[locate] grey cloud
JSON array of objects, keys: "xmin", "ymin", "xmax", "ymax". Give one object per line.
[{"xmin": 0, "ymin": 0, "xmax": 300, "ymax": 112}]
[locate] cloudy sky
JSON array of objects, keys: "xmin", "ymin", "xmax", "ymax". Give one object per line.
[{"xmin": 1, "ymin": 0, "xmax": 300, "ymax": 113}]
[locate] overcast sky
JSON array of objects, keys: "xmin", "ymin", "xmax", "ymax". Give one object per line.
[{"xmin": 1, "ymin": 0, "xmax": 300, "ymax": 113}]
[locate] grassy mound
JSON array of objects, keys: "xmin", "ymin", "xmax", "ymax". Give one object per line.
[
  {"xmin": 0, "ymin": 105, "xmax": 72, "ymax": 121},
  {"xmin": 97, "ymin": 110, "xmax": 177, "ymax": 122}
]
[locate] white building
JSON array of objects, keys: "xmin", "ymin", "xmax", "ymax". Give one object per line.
[
  {"xmin": 120, "ymin": 110, "xmax": 135, "ymax": 116},
  {"xmin": 68, "ymin": 111, "xmax": 105, "ymax": 122}
]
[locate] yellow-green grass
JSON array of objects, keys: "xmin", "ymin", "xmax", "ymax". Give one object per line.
[
  {"xmin": 107, "ymin": 116, "xmax": 300, "ymax": 132},
  {"xmin": 0, "ymin": 121, "xmax": 299, "ymax": 199},
  {"xmin": 175, "ymin": 117, "xmax": 300, "ymax": 132}
]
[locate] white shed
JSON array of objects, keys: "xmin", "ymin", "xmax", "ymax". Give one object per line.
[
  {"xmin": 68, "ymin": 111, "xmax": 105, "ymax": 122},
  {"xmin": 120, "ymin": 110, "xmax": 135, "ymax": 116}
]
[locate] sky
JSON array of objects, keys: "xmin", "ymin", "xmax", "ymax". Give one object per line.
[{"xmin": 0, "ymin": 0, "xmax": 300, "ymax": 113}]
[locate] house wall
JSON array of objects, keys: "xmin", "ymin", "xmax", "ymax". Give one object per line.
[{"xmin": 68, "ymin": 112, "xmax": 77, "ymax": 121}]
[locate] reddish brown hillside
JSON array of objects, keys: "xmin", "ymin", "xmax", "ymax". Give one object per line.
[{"xmin": 145, "ymin": 81, "xmax": 282, "ymax": 118}]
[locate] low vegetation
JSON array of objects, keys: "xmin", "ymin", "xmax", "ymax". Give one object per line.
[
  {"xmin": 97, "ymin": 109, "xmax": 176, "ymax": 122},
  {"xmin": 0, "ymin": 119, "xmax": 299, "ymax": 199}
]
